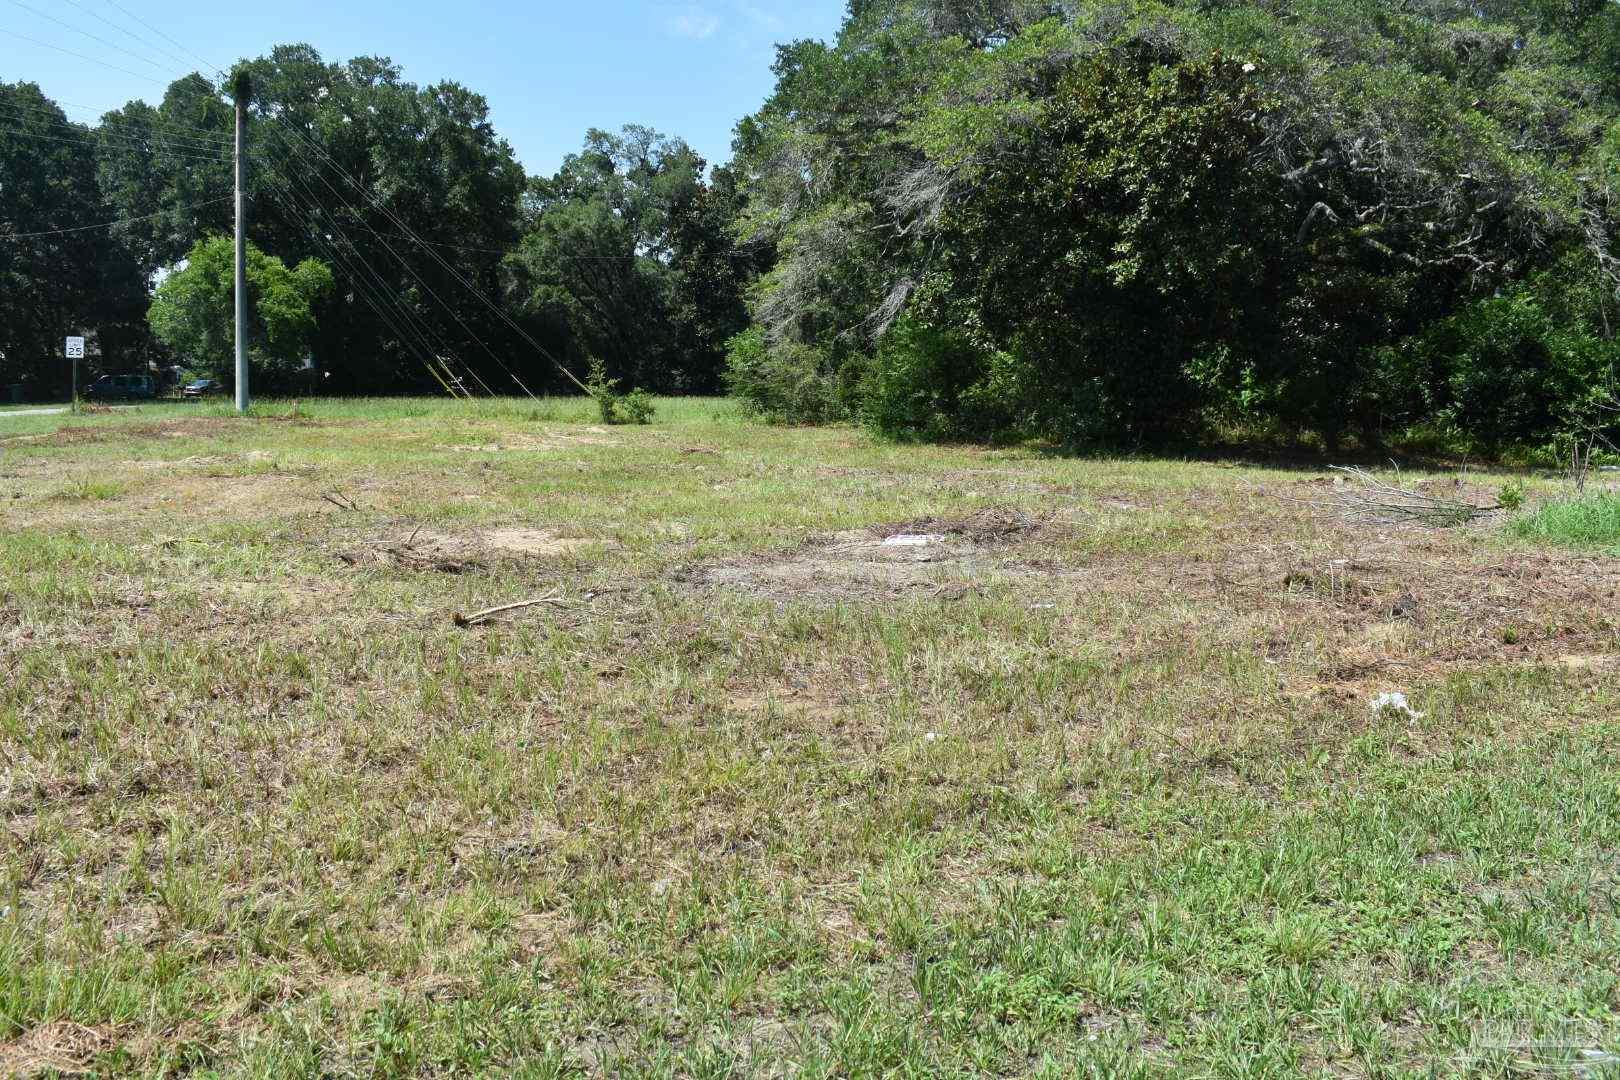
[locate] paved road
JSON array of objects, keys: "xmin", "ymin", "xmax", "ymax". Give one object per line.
[{"xmin": 0, "ymin": 407, "xmax": 68, "ymax": 418}]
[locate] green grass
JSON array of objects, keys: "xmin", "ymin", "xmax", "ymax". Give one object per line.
[
  {"xmin": 1512, "ymin": 491, "xmax": 1620, "ymax": 554},
  {"xmin": 1, "ymin": 398, "xmax": 1618, "ymax": 1076}
]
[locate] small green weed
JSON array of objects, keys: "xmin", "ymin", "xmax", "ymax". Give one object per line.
[{"xmin": 52, "ymin": 478, "xmax": 124, "ymax": 502}]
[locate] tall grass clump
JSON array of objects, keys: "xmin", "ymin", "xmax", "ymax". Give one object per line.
[{"xmin": 1512, "ymin": 492, "xmax": 1620, "ymax": 553}]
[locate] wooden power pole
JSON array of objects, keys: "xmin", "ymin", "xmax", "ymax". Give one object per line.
[{"xmin": 232, "ymin": 70, "xmax": 251, "ymax": 415}]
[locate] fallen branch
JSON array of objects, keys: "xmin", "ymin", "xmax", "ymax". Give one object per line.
[
  {"xmin": 1322, "ymin": 466, "xmax": 1502, "ymax": 527},
  {"xmin": 453, "ymin": 593, "xmax": 574, "ymax": 628},
  {"xmin": 321, "ymin": 490, "xmax": 363, "ymax": 512}
]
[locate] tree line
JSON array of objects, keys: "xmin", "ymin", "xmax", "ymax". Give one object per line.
[
  {"xmin": 727, "ymin": 0, "xmax": 1620, "ymax": 454},
  {"xmin": 1, "ymin": 47, "xmax": 753, "ymax": 399},
  {"xmin": 4, "ymin": 1, "xmax": 1620, "ymax": 455}
]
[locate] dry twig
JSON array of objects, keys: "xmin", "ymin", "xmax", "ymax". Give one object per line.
[
  {"xmin": 453, "ymin": 594, "xmax": 575, "ymax": 628},
  {"xmin": 321, "ymin": 490, "xmax": 363, "ymax": 512}
]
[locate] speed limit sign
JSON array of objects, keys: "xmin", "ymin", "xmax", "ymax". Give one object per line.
[{"xmin": 65, "ymin": 336, "xmax": 85, "ymax": 359}]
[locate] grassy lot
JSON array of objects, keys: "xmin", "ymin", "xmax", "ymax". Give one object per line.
[
  {"xmin": 2, "ymin": 397, "xmax": 1619, "ymax": 1077},
  {"xmin": 1513, "ymin": 491, "xmax": 1620, "ymax": 556}
]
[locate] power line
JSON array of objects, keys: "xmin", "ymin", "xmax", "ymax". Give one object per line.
[
  {"xmin": 255, "ymin": 142, "xmax": 478, "ymax": 387},
  {"xmin": 0, "ymin": 124, "xmax": 237, "ymax": 162},
  {"xmin": 95, "ymin": 0, "xmax": 229, "ymax": 81},
  {"xmin": 0, "ymin": 195, "xmax": 233, "ymax": 241},
  {"xmin": 263, "ymin": 113, "xmax": 588, "ymax": 394},
  {"xmin": 0, "ymin": 108, "xmax": 236, "ymax": 154},
  {"xmin": 0, "ymin": 104, "xmax": 233, "ymax": 147},
  {"xmin": 0, "ymin": 97, "xmax": 237, "ymax": 142},
  {"xmin": 2, "ymin": 0, "xmax": 176, "ymax": 75},
  {"xmin": 57, "ymin": 0, "xmax": 215, "ymax": 78},
  {"xmin": 257, "ymin": 167, "xmax": 483, "ymax": 397},
  {"xmin": 0, "ymin": 28, "xmax": 181, "ymax": 86},
  {"xmin": 259, "ymin": 121, "xmax": 545, "ymax": 397}
]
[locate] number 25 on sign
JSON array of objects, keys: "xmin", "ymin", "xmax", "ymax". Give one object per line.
[{"xmin": 66, "ymin": 336, "xmax": 85, "ymax": 409}]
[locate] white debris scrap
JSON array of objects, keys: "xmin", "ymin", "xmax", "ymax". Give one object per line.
[
  {"xmin": 882, "ymin": 533, "xmax": 947, "ymax": 547},
  {"xmin": 1369, "ymin": 692, "xmax": 1425, "ymax": 719}
]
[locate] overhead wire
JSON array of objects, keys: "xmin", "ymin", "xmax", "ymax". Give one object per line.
[
  {"xmin": 0, "ymin": 106, "xmax": 233, "ymax": 148},
  {"xmin": 94, "ymin": 0, "xmax": 229, "ymax": 80},
  {"xmin": 0, "ymin": 110, "xmax": 237, "ymax": 155},
  {"xmin": 255, "ymin": 146, "xmax": 490, "ymax": 396},
  {"xmin": 0, "ymin": 195, "xmax": 234, "ymax": 240},
  {"xmin": 57, "ymin": 0, "xmax": 219, "ymax": 77},
  {"xmin": 3, "ymin": 0, "xmax": 176, "ymax": 75},
  {"xmin": 257, "ymin": 122, "xmax": 502, "ymax": 395},
  {"xmin": 259, "ymin": 119, "xmax": 544, "ymax": 397},
  {"xmin": 0, "ymin": 97, "xmax": 239, "ymax": 142},
  {"xmin": 266, "ymin": 187, "xmax": 468, "ymax": 397},
  {"xmin": 0, "ymin": 27, "xmax": 180, "ymax": 86},
  {"xmin": 10, "ymin": 14, "xmax": 585, "ymax": 399},
  {"xmin": 0, "ymin": 125, "xmax": 236, "ymax": 162},
  {"xmin": 261, "ymin": 113, "xmax": 586, "ymax": 394},
  {"xmin": 260, "ymin": 175, "xmax": 483, "ymax": 398}
]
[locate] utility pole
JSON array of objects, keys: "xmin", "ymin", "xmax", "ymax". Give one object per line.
[{"xmin": 232, "ymin": 70, "xmax": 251, "ymax": 415}]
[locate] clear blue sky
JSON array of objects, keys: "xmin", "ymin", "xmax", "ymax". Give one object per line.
[{"xmin": 1, "ymin": 0, "xmax": 846, "ymax": 175}]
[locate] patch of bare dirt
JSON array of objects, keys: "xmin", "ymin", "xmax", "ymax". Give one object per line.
[
  {"xmin": 340, "ymin": 527, "xmax": 615, "ymax": 573},
  {"xmin": 676, "ymin": 507, "xmax": 1075, "ymax": 603}
]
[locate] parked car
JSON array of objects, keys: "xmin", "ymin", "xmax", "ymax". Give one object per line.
[
  {"xmin": 180, "ymin": 378, "xmax": 223, "ymax": 399},
  {"xmin": 83, "ymin": 374, "xmax": 156, "ymax": 400}
]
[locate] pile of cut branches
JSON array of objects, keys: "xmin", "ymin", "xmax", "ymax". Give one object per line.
[{"xmin": 1320, "ymin": 466, "xmax": 1502, "ymax": 528}]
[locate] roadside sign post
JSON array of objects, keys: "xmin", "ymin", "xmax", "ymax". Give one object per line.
[{"xmin": 65, "ymin": 336, "xmax": 84, "ymax": 412}]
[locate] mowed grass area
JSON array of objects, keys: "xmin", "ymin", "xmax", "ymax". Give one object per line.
[{"xmin": 2, "ymin": 397, "xmax": 1619, "ymax": 1078}]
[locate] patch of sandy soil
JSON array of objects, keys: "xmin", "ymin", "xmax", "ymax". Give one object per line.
[
  {"xmin": 676, "ymin": 507, "xmax": 1074, "ymax": 603},
  {"xmin": 679, "ymin": 495, "xmax": 1620, "ymax": 704},
  {"xmin": 340, "ymin": 527, "xmax": 616, "ymax": 573}
]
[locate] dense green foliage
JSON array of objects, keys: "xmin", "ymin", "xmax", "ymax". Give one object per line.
[
  {"xmin": 508, "ymin": 127, "xmax": 758, "ymax": 394},
  {"xmin": 726, "ymin": 0, "xmax": 1620, "ymax": 450},
  {"xmin": 0, "ymin": 83, "xmax": 152, "ymax": 396},
  {"xmin": 2, "ymin": 54, "xmax": 755, "ymax": 399},
  {"xmin": 6, "ymin": 6, "xmax": 1620, "ymax": 452},
  {"xmin": 148, "ymin": 236, "xmax": 333, "ymax": 388}
]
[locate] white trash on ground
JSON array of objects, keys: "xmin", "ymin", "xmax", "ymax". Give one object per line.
[
  {"xmin": 882, "ymin": 534, "xmax": 947, "ymax": 547},
  {"xmin": 1369, "ymin": 692, "xmax": 1425, "ymax": 719}
]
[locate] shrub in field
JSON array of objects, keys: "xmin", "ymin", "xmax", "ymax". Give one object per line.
[
  {"xmin": 585, "ymin": 357, "xmax": 656, "ymax": 425},
  {"xmin": 725, "ymin": 327, "xmax": 855, "ymax": 424},
  {"xmin": 861, "ymin": 316, "xmax": 1023, "ymax": 442}
]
